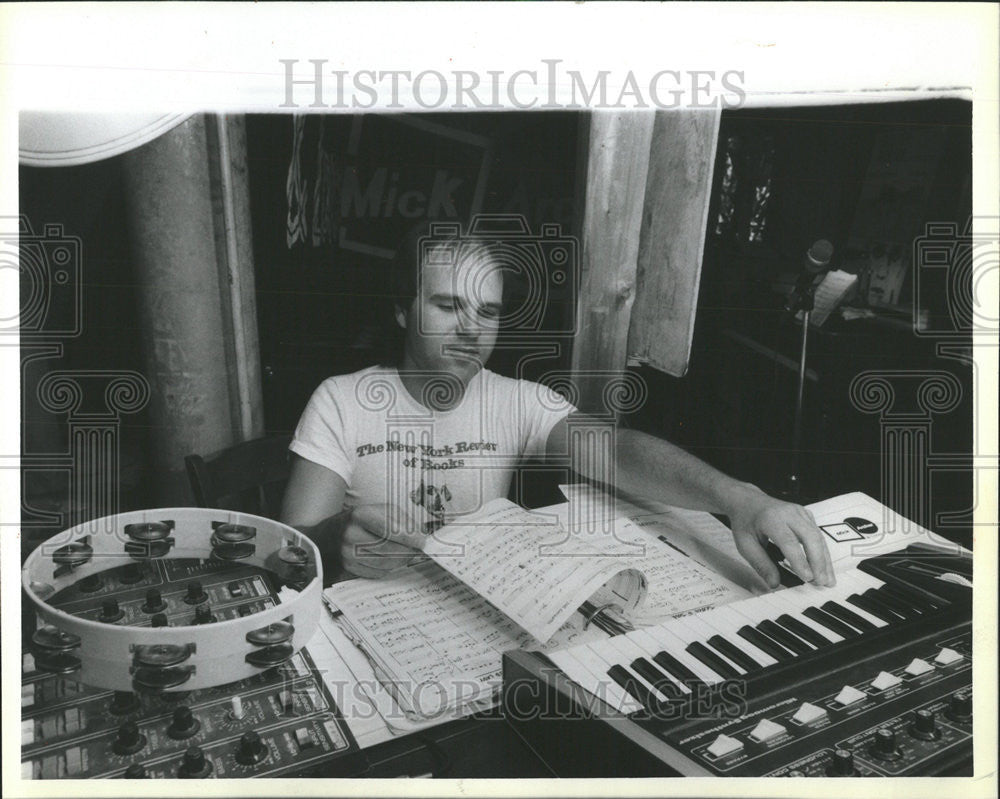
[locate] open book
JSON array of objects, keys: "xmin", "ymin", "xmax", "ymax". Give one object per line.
[{"xmin": 323, "ymin": 498, "xmax": 748, "ymax": 721}]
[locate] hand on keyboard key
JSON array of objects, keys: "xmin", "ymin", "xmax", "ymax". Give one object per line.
[{"xmin": 724, "ymin": 488, "xmax": 836, "ymax": 589}]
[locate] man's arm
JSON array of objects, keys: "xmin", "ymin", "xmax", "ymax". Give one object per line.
[
  {"xmin": 545, "ymin": 413, "xmax": 836, "ymax": 589},
  {"xmin": 280, "ymin": 454, "xmax": 425, "ymax": 579}
]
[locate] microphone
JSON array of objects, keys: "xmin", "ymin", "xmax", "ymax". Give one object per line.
[{"xmin": 786, "ymin": 239, "xmax": 834, "ymax": 312}]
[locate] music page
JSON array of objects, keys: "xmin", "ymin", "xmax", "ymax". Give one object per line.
[
  {"xmin": 423, "ymin": 499, "xmax": 647, "ymax": 644},
  {"xmin": 324, "ymin": 559, "xmax": 605, "ymax": 719}
]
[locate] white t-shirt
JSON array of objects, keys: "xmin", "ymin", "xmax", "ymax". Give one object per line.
[{"xmin": 290, "ymin": 365, "xmax": 575, "ymax": 524}]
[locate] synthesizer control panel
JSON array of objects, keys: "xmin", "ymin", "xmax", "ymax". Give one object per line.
[
  {"xmin": 679, "ymin": 629, "xmax": 972, "ymax": 777},
  {"xmin": 21, "ymin": 557, "xmax": 364, "ymax": 779}
]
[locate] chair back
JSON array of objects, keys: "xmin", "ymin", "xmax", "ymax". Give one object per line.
[{"xmin": 184, "ymin": 434, "xmax": 293, "ymax": 519}]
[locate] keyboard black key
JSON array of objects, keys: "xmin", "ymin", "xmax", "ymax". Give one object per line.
[
  {"xmin": 631, "ymin": 658, "xmax": 682, "ymax": 699},
  {"xmin": 758, "ymin": 619, "xmax": 814, "ymax": 655},
  {"xmin": 848, "ymin": 592, "xmax": 906, "ymax": 623},
  {"xmin": 607, "ymin": 664, "xmax": 659, "ymax": 712},
  {"xmin": 653, "ymin": 651, "xmax": 707, "ymax": 690},
  {"xmin": 802, "ymin": 606, "xmax": 860, "ymax": 639},
  {"xmin": 775, "ymin": 614, "xmax": 830, "ymax": 648},
  {"xmin": 707, "ymin": 635, "xmax": 763, "ymax": 673},
  {"xmin": 737, "ymin": 625, "xmax": 793, "ymax": 662},
  {"xmin": 686, "ymin": 642, "xmax": 741, "ymax": 680},
  {"xmin": 764, "ymin": 541, "xmax": 804, "ymax": 588},
  {"xmin": 879, "ymin": 582, "xmax": 941, "ymax": 613},
  {"xmin": 869, "ymin": 587, "xmax": 921, "ymax": 619},
  {"xmin": 822, "ymin": 601, "xmax": 877, "ymax": 632}
]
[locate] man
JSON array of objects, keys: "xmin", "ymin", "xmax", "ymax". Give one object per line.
[{"xmin": 281, "ymin": 224, "xmax": 835, "ymax": 589}]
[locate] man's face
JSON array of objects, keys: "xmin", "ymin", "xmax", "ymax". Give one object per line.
[{"xmin": 397, "ymin": 245, "xmax": 503, "ymax": 386}]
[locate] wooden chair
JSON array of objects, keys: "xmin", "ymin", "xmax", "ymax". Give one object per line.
[{"xmin": 184, "ymin": 434, "xmax": 293, "ymax": 519}]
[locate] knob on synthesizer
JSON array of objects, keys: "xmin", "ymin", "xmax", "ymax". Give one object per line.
[
  {"xmin": 235, "ymin": 731, "xmax": 269, "ymax": 766},
  {"xmin": 166, "ymin": 706, "xmax": 201, "ymax": 740},
  {"xmin": 179, "ymin": 745, "xmax": 212, "ymax": 779},
  {"xmin": 910, "ymin": 709, "xmax": 940, "ymax": 741},
  {"xmin": 123, "ymin": 762, "xmax": 148, "ymax": 779},
  {"xmin": 948, "ymin": 690, "xmax": 972, "ymax": 723},
  {"xmin": 826, "ymin": 748, "xmax": 857, "ymax": 777},
  {"xmin": 869, "ymin": 727, "xmax": 902, "ymax": 761},
  {"xmin": 112, "ymin": 722, "xmax": 146, "ymax": 756},
  {"xmin": 183, "ymin": 581, "xmax": 208, "ymax": 605}
]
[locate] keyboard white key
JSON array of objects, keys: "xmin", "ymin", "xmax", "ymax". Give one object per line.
[{"xmin": 549, "ymin": 647, "xmax": 641, "ymax": 715}]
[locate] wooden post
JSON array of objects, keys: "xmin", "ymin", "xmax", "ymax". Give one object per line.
[
  {"xmin": 571, "ymin": 112, "xmax": 655, "ymax": 414},
  {"xmin": 207, "ymin": 115, "xmax": 265, "ymax": 442},
  {"xmin": 627, "ymin": 109, "xmax": 721, "ymax": 377}
]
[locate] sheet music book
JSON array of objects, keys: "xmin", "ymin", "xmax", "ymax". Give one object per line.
[{"xmin": 324, "ymin": 498, "xmax": 747, "ymax": 720}]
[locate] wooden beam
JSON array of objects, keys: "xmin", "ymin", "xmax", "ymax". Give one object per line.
[
  {"xmin": 571, "ymin": 111, "xmax": 655, "ymax": 414},
  {"xmin": 627, "ymin": 109, "xmax": 721, "ymax": 377}
]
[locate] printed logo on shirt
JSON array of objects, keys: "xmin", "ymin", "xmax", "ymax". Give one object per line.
[
  {"xmin": 410, "ymin": 479, "xmax": 452, "ymax": 533},
  {"xmin": 355, "ymin": 438, "xmax": 498, "ymax": 470}
]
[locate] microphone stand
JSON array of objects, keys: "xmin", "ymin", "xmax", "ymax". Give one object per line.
[{"xmin": 784, "ymin": 280, "xmax": 818, "ymax": 502}]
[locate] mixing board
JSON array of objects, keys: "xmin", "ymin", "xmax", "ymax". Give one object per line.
[{"xmin": 20, "ymin": 557, "xmax": 364, "ymax": 779}]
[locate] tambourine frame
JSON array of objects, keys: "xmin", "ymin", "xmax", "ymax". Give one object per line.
[{"xmin": 21, "ymin": 507, "xmax": 322, "ymax": 692}]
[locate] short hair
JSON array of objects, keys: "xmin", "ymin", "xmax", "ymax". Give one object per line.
[
  {"xmin": 389, "ymin": 220, "xmax": 438, "ymax": 314},
  {"xmin": 381, "ymin": 221, "xmax": 507, "ymax": 366}
]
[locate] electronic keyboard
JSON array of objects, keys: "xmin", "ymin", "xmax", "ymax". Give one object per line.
[{"xmin": 502, "ymin": 546, "xmax": 973, "ymax": 777}]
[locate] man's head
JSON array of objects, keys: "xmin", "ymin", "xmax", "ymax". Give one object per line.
[{"xmin": 389, "ymin": 223, "xmax": 504, "ymax": 387}]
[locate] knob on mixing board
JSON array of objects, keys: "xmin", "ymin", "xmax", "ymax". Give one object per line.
[
  {"xmin": 870, "ymin": 727, "xmax": 903, "ymax": 761},
  {"xmin": 910, "ymin": 709, "xmax": 940, "ymax": 741},
  {"xmin": 99, "ymin": 598, "xmax": 125, "ymax": 623},
  {"xmin": 183, "ymin": 581, "xmax": 208, "ymax": 605},
  {"xmin": 123, "ymin": 763, "xmax": 148, "ymax": 779},
  {"xmin": 948, "ymin": 691, "xmax": 972, "ymax": 722},
  {"xmin": 112, "ymin": 722, "xmax": 147, "ymax": 756},
  {"xmin": 167, "ymin": 706, "xmax": 201, "ymax": 740},
  {"xmin": 142, "ymin": 589, "xmax": 166, "ymax": 614},
  {"xmin": 826, "ymin": 748, "xmax": 857, "ymax": 776},
  {"xmin": 235, "ymin": 731, "xmax": 269, "ymax": 765},
  {"xmin": 179, "ymin": 745, "xmax": 213, "ymax": 778}
]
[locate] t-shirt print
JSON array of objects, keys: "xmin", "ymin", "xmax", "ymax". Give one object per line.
[
  {"xmin": 410, "ymin": 478, "xmax": 452, "ymax": 532},
  {"xmin": 290, "ymin": 365, "xmax": 575, "ymax": 518}
]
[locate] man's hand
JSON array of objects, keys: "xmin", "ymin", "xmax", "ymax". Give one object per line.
[
  {"xmin": 726, "ymin": 488, "xmax": 836, "ymax": 589},
  {"xmin": 340, "ymin": 504, "xmax": 429, "ymax": 579}
]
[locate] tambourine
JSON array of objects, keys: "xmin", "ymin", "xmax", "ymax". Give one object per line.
[{"xmin": 21, "ymin": 508, "xmax": 322, "ymax": 693}]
